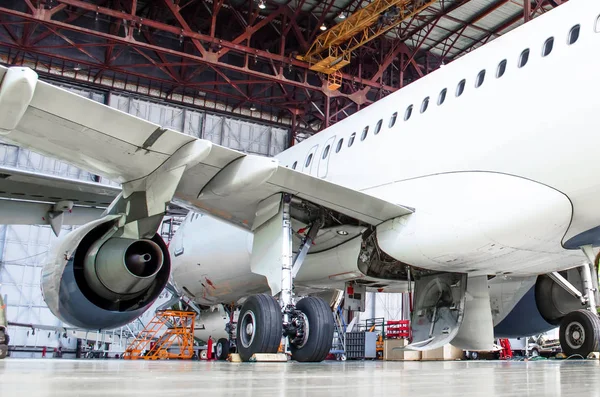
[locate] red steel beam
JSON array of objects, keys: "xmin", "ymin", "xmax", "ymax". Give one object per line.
[
  {"xmin": 43, "ymin": 0, "xmax": 395, "ymax": 92},
  {"xmin": 0, "ymin": 7, "xmax": 324, "ymax": 92}
]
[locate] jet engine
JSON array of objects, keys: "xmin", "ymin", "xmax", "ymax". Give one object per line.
[
  {"xmin": 493, "ymin": 271, "xmax": 585, "ymax": 338},
  {"xmin": 41, "ymin": 215, "xmax": 170, "ymax": 329}
]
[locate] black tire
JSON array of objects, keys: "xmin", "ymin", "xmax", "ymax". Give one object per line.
[
  {"xmin": 0, "ymin": 330, "xmax": 6, "ymax": 345},
  {"xmin": 0, "ymin": 344, "xmax": 6, "ymax": 359},
  {"xmin": 290, "ymin": 296, "xmax": 334, "ymax": 362},
  {"xmin": 236, "ymin": 294, "xmax": 282, "ymax": 362},
  {"xmin": 216, "ymin": 338, "xmax": 230, "ymax": 360},
  {"xmin": 559, "ymin": 309, "xmax": 600, "ymax": 357}
]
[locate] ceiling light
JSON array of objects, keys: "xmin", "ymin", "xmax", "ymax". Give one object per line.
[
  {"xmin": 338, "ymin": 12, "xmax": 346, "ymax": 19},
  {"xmin": 336, "ymin": 230, "xmax": 348, "ymax": 236},
  {"xmin": 258, "ymin": 0, "xmax": 266, "ymax": 9},
  {"xmin": 320, "ymin": 23, "xmax": 327, "ymax": 31},
  {"xmin": 250, "ymin": 104, "xmax": 257, "ymax": 111},
  {"xmin": 73, "ymin": 64, "xmax": 82, "ymax": 71}
]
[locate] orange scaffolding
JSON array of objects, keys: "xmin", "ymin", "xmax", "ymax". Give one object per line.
[{"xmin": 123, "ymin": 310, "xmax": 195, "ymax": 360}]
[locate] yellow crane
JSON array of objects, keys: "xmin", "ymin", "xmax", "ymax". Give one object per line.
[{"xmin": 298, "ymin": 0, "xmax": 438, "ymax": 89}]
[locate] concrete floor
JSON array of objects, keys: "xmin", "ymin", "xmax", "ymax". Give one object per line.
[{"xmin": 0, "ymin": 358, "xmax": 598, "ymax": 396}]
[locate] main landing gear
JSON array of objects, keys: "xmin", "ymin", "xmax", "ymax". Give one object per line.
[
  {"xmin": 0, "ymin": 329, "xmax": 8, "ymax": 359},
  {"xmin": 235, "ymin": 194, "xmax": 334, "ymax": 362},
  {"xmin": 555, "ymin": 246, "xmax": 600, "ymax": 357}
]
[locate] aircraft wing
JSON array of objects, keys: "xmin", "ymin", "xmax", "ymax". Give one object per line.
[
  {"xmin": 0, "ymin": 165, "xmax": 120, "ymax": 207},
  {"xmin": 0, "ymin": 164, "xmax": 120, "ymax": 229},
  {"xmin": 0, "ymin": 65, "xmax": 413, "ymax": 230}
]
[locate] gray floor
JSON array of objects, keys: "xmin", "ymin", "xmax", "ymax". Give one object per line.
[{"xmin": 1, "ymin": 358, "xmax": 599, "ymax": 396}]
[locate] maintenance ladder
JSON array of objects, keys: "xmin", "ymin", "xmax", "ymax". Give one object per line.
[
  {"xmin": 123, "ymin": 310, "xmax": 195, "ymax": 360},
  {"xmin": 330, "ymin": 306, "xmax": 347, "ymax": 359}
]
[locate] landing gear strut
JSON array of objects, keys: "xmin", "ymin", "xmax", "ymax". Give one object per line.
[
  {"xmin": 236, "ymin": 194, "xmax": 334, "ymax": 362},
  {"xmin": 557, "ymin": 246, "xmax": 600, "ymax": 357}
]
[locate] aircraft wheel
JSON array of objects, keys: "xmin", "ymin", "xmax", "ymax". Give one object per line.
[
  {"xmin": 216, "ymin": 338, "xmax": 230, "ymax": 360},
  {"xmin": 559, "ymin": 309, "xmax": 600, "ymax": 357},
  {"xmin": 0, "ymin": 330, "xmax": 7, "ymax": 345},
  {"xmin": 0, "ymin": 344, "xmax": 7, "ymax": 359},
  {"xmin": 236, "ymin": 294, "xmax": 282, "ymax": 362},
  {"xmin": 290, "ymin": 297, "xmax": 334, "ymax": 362}
]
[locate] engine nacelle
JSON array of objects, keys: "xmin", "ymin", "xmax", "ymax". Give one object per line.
[
  {"xmin": 493, "ymin": 271, "xmax": 584, "ymax": 338},
  {"xmin": 41, "ymin": 215, "xmax": 170, "ymax": 329}
]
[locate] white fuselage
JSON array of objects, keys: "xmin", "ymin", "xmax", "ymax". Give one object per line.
[{"xmin": 171, "ymin": 0, "xmax": 600, "ymax": 306}]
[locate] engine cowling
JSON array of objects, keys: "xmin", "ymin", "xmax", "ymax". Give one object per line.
[{"xmin": 41, "ymin": 215, "xmax": 170, "ymax": 329}]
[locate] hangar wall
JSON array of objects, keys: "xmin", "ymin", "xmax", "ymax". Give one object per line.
[{"xmin": 0, "ymin": 83, "xmax": 289, "ymax": 356}]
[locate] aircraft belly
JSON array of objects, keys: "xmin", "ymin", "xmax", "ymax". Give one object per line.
[
  {"xmin": 170, "ymin": 211, "xmax": 376, "ymax": 305},
  {"xmin": 375, "ymin": 172, "xmax": 580, "ymax": 276},
  {"xmin": 170, "ymin": 214, "xmax": 268, "ymax": 306}
]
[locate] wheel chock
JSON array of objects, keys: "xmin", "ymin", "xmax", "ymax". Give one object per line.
[
  {"xmin": 228, "ymin": 353, "xmax": 242, "ymax": 363},
  {"xmin": 249, "ymin": 353, "xmax": 288, "ymax": 362},
  {"xmin": 555, "ymin": 353, "xmax": 567, "ymax": 360},
  {"xmin": 586, "ymin": 352, "xmax": 600, "ymax": 360}
]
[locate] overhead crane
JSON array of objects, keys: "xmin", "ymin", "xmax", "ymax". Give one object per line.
[{"xmin": 298, "ymin": 0, "xmax": 438, "ymax": 90}]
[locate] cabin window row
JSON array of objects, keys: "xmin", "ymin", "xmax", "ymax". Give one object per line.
[{"xmin": 290, "ymin": 23, "xmax": 587, "ymax": 170}]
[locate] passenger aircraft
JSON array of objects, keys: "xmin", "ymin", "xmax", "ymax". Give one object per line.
[{"xmin": 0, "ymin": 0, "xmax": 599, "ymax": 361}]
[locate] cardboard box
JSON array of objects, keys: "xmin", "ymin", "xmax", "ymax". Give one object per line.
[
  {"xmin": 383, "ymin": 339, "xmax": 422, "ymax": 361},
  {"xmin": 421, "ymin": 344, "xmax": 463, "ymax": 361}
]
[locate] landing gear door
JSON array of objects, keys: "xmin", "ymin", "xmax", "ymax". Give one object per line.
[
  {"xmin": 317, "ymin": 135, "xmax": 336, "ymax": 179},
  {"xmin": 408, "ymin": 273, "xmax": 467, "ymax": 351}
]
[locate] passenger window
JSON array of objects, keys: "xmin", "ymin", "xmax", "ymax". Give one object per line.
[
  {"xmin": 348, "ymin": 133, "xmax": 356, "ymax": 147},
  {"xmin": 305, "ymin": 153, "xmax": 313, "ymax": 168},
  {"xmin": 336, "ymin": 138, "xmax": 343, "ymax": 153},
  {"xmin": 596, "ymin": 16, "xmax": 600, "ymax": 33},
  {"xmin": 420, "ymin": 97, "xmax": 429, "ymax": 113},
  {"xmin": 389, "ymin": 112, "xmax": 398, "ymax": 128},
  {"xmin": 438, "ymin": 88, "xmax": 447, "ymax": 105},
  {"xmin": 404, "ymin": 105, "xmax": 413, "ymax": 121},
  {"xmin": 568, "ymin": 24, "xmax": 580, "ymax": 45},
  {"xmin": 542, "ymin": 37, "xmax": 554, "ymax": 56},
  {"xmin": 322, "ymin": 145, "xmax": 330, "ymax": 159},
  {"xmin": 374, "ymin": 119, "xmax": 383, "ymax": 135},
  {"xmin": 518, "ymin": 49, "xmax": 530, "ymax": 68},
  {"xmin": 361, "ymin": 126, "xmax": 368, "ymax": 141},
  {"xmin": 292, "ymin": 161, "xmax": 297, "ymax": 169},
  {"xmin": 475, "ymin": 70, "xmax": 485, "ymax": 88},
  {"xmin": 496, "ymin": 59, "xmax": 507, "ymax": 78},
  {"xmin": 456, "ymin": 79, "xmax": 466, "ymax": 97}
]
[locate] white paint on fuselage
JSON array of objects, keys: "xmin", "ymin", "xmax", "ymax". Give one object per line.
[{"xmin": 170, "ymin": 0, "xmax": 600, "ymax": 305}]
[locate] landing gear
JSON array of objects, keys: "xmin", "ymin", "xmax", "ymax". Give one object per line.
[
  {"xmin": 559, "ymin": 309, "xmax": 600, "ymax": 357},
  {"xmin": 288, "ymin": 297, "xmax": 334, "ymax": 362},
  {"xmin": 555, "ymin": 246, "xmax": 600, "ymax": 358},
  {"xmin": 0, "ymin": 329, "xmax": 7, "ymax": 359},
  {"xmin": 234, "ymin": 194, "xmax": 334, "ymax": 362},
  {"xmin": 215, "ymin": 338, "xmax": 230, "ymax": 361},
  {"xmin": 236, "ymin": 294, "xmax": 282, "ymax": 362}
]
